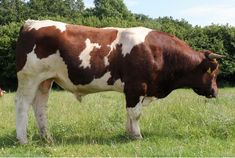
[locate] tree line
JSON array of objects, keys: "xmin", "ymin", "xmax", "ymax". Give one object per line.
[{"xmin": 0, "ymin": 0, "xmax": 235, "ymax": 90}]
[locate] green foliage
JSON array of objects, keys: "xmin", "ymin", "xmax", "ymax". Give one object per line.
[
  {"xmin": 27, "ymin": 0, "xmax": 84, "ymax": 20},
  {"xmin": 156, "ymin": 17, "xmax": 193, "ymax": 39},
  {"xmin": 0, "ymin": 0, "xmax": 235, "ymax": 89},
  {"xmin": 0, "ymin": 22, "xmax": 22, "ymax": 89},
  {"xmin": 186, "ymin": 25, "xmax": 235, "ymax": 81},
  {"xmin": 0, "ymin": 0, "xmax": 28, "ymax": 24},
  {"xmin": 93, "ymin": 0, "xmax": 133, "ymax": 19},
  {"xmin": 0, "ymin": 89, "xmax": 235, "ymax": 156}
]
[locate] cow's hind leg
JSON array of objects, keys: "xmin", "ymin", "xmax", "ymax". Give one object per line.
[
  {"xmin": 15, "ymin": 79, "xmax": 40, "ymax": 144},
  {"xmin": 32, "ymin": 79, "xmax": 53, "ymax": 143}
]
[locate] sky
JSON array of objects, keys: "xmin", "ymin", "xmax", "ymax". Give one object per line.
[{"xmin": 83, "ymin": 0, "xmax": 235, "ymax": 26}]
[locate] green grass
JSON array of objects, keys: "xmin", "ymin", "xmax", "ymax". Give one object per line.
[{"xmin": 0, "ymin": 88, "xmax": 235, "ymax": 156}]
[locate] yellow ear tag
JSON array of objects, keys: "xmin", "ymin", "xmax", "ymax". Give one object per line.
[{"xmin": 207, "ymin": 68, "xmax": 212, "ymax": 74}]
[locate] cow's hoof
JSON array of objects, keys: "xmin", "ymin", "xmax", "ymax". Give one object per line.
[
  {"xmin": 42, "ymin": 134, "xmax": 54, "ymax": 145},
  {"xmin": 133, "ymin": 135, "xmax": 143, "ymax": 140},
  {"xmin": 46, "ymin": 137, "xmax": 54, "ymax": 145},
  {"xmin": 18, "ymin": 139, "xmax": 28, "ymax": 145},
  {"xmin": 129, "ymin": 134, "xmax": 143, "ymax": 140}
]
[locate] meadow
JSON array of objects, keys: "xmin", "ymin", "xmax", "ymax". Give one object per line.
[{"xmin": 0, "ymin": 88, "xmax": 235, "ymax": 156}]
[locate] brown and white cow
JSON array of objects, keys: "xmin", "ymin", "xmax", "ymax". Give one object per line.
[{"xmin": 15, "ymin": 20, "xmax": 222, "ymax": 144}]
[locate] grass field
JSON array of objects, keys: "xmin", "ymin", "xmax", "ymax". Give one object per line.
[{"xmin": 0, "ymin": 88, "xmax": 235, "ymax": 156}]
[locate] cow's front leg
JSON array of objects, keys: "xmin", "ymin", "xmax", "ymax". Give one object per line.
[
  {"xmin": 126, "ymin": 99, "xmax": 143, "ymax": 139},
  {"xmin": 125, "ymin": 84, "xmax": 146, "ymax": 139}
]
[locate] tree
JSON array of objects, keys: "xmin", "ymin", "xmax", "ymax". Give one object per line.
[
  {"xmin": 65, "ymin": 0, "xmax": 84, "ymax": 11},
  {"xmin": 0, "ymin": 0, "xmax": 27, "ymax": 25},
  {"xmin": 26, "ymin": 0, "xmax": 84, "ymax": 19},
  {"xmin": 134, "ymin": 13, "xmax": 151, "ymax": 21},
  {"xmin": 93, "ymin": 0, "xmax": 133, "ymax": 19},
  {"xmin": 0, "ymin": 22, "xmax": 21, "ymax": 90},
  {"xmin": 156, "ymin": 16, "xmax": 192, "ymax": 39}
]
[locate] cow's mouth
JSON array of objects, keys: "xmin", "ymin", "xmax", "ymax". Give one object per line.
[
  {"xmin": 206, "ymin": 94, "xmax": 214, "ymax": 98},
  {"xmin": 193, "ymin": 88, "xmax": 216, "ymax": 98},
  {"xmin": 206, "ymin": 92, "xmax": 217, "ymax": 98}
]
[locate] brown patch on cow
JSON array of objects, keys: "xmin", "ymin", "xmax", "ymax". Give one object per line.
[
  {"xmin": 58, "ymin": 25, "xmax": 119, "ymax": 85},
  {"xmin": 16, "ymin": 26, "xmax": 62, "ymax": 72},
  {"xmin": 16, "ymin": 23, "xmax": 119, "ymax": 85},
  {"xmin": 123, "ymin": 30, "xmax": 220, "ymax": 107},
  {"xmin": 16, "ymin": 26, "xmax": 35, "ymax": 72},
  {"xmin": 120, "ymin": 42, "xmax": 154, "ymax": 107},
  {"xmin": 34, "ymin": 27, "xmax": 61, "ymax": 59},
  {"xmin": 106, "ymin": 44, "xmax": 123, "ymax": 84}
]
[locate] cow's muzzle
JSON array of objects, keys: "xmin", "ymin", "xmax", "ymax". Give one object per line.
[{"xmin": 206, "ymin": 88, "xmax": 217, "ymax": 98}]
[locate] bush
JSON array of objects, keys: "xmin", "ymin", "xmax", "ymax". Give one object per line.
[
  {"xmin": 0, "ymin": 22, "xmax": 22, "ymax": 90},
  {"xmin": 185, "ymin": 25, "xmax": 235, "ymax": 83}
]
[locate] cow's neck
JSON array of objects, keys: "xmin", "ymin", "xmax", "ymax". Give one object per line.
[
  {"xmin": 154, "ymin": 50, "xmax": 203, "ymax": 98},
  {"xmin": 171, "ymin": 51, "xmax": 204, "ymax": 88}
]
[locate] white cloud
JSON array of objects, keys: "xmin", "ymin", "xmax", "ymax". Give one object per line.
[{"xmin": 180, "ymin": 4, "xmax": 235, "ymax": 26}]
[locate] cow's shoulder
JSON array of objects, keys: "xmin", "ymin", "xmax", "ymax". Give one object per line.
[{"xmin": 107, "ymin": 27, "xmax": 153, "ymax": 57}]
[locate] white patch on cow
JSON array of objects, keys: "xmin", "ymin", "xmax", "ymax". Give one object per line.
[
  {"xmin": 24, "ymin": 19, "xmax": 67, "ymax": 32},
  {"xmin": 103, "ymin": 27, "xmax": 152, "ymax": 66},
  {"xmin": 104, "ymin": 56, "xmax": 109, "ymax": 66},
  {"xmin": 104, "ymin": 44, "xmax": 111, "ymax": 66},
  {"xmin": 76, "ymin": 72, "xmax": 124, "ymax": 94},
  {"xmin": 119, "ymin": 27, "xmax": 152, "ymax": 57},
  {"xmin": 126, "ymin": 96, "xmax": 143, "ymax": 139},
  {"xmin": 18, "ymin": 46, "xmax": 59, "ymax": 81},
  {"xmin": 79, "ymin": 39, "xmax": 101, "ymax": 68},
  {"xmin": 17, "ymin": 46, "xmax": 83, "ymax": 98}
]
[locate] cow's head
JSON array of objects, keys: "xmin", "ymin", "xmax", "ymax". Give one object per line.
[{"xmin": 192, "ymin": 50, "xmax": 223, "ymax": 98}]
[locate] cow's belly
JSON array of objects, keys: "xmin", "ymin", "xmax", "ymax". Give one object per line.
[
  {"xmin": 50, "ymin": 53, "xmax": 124, "ymax": 95},
  {"xmin": 20, "ymin": 49, "xmax": 124, "ymax": 99},
  {"xmin": 75, "ymin": 72, "xmax": 124, "ymax": 93},
  {"xmin": 56, "ymin": 72, "xmax": 124, "ymax": 95}
]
